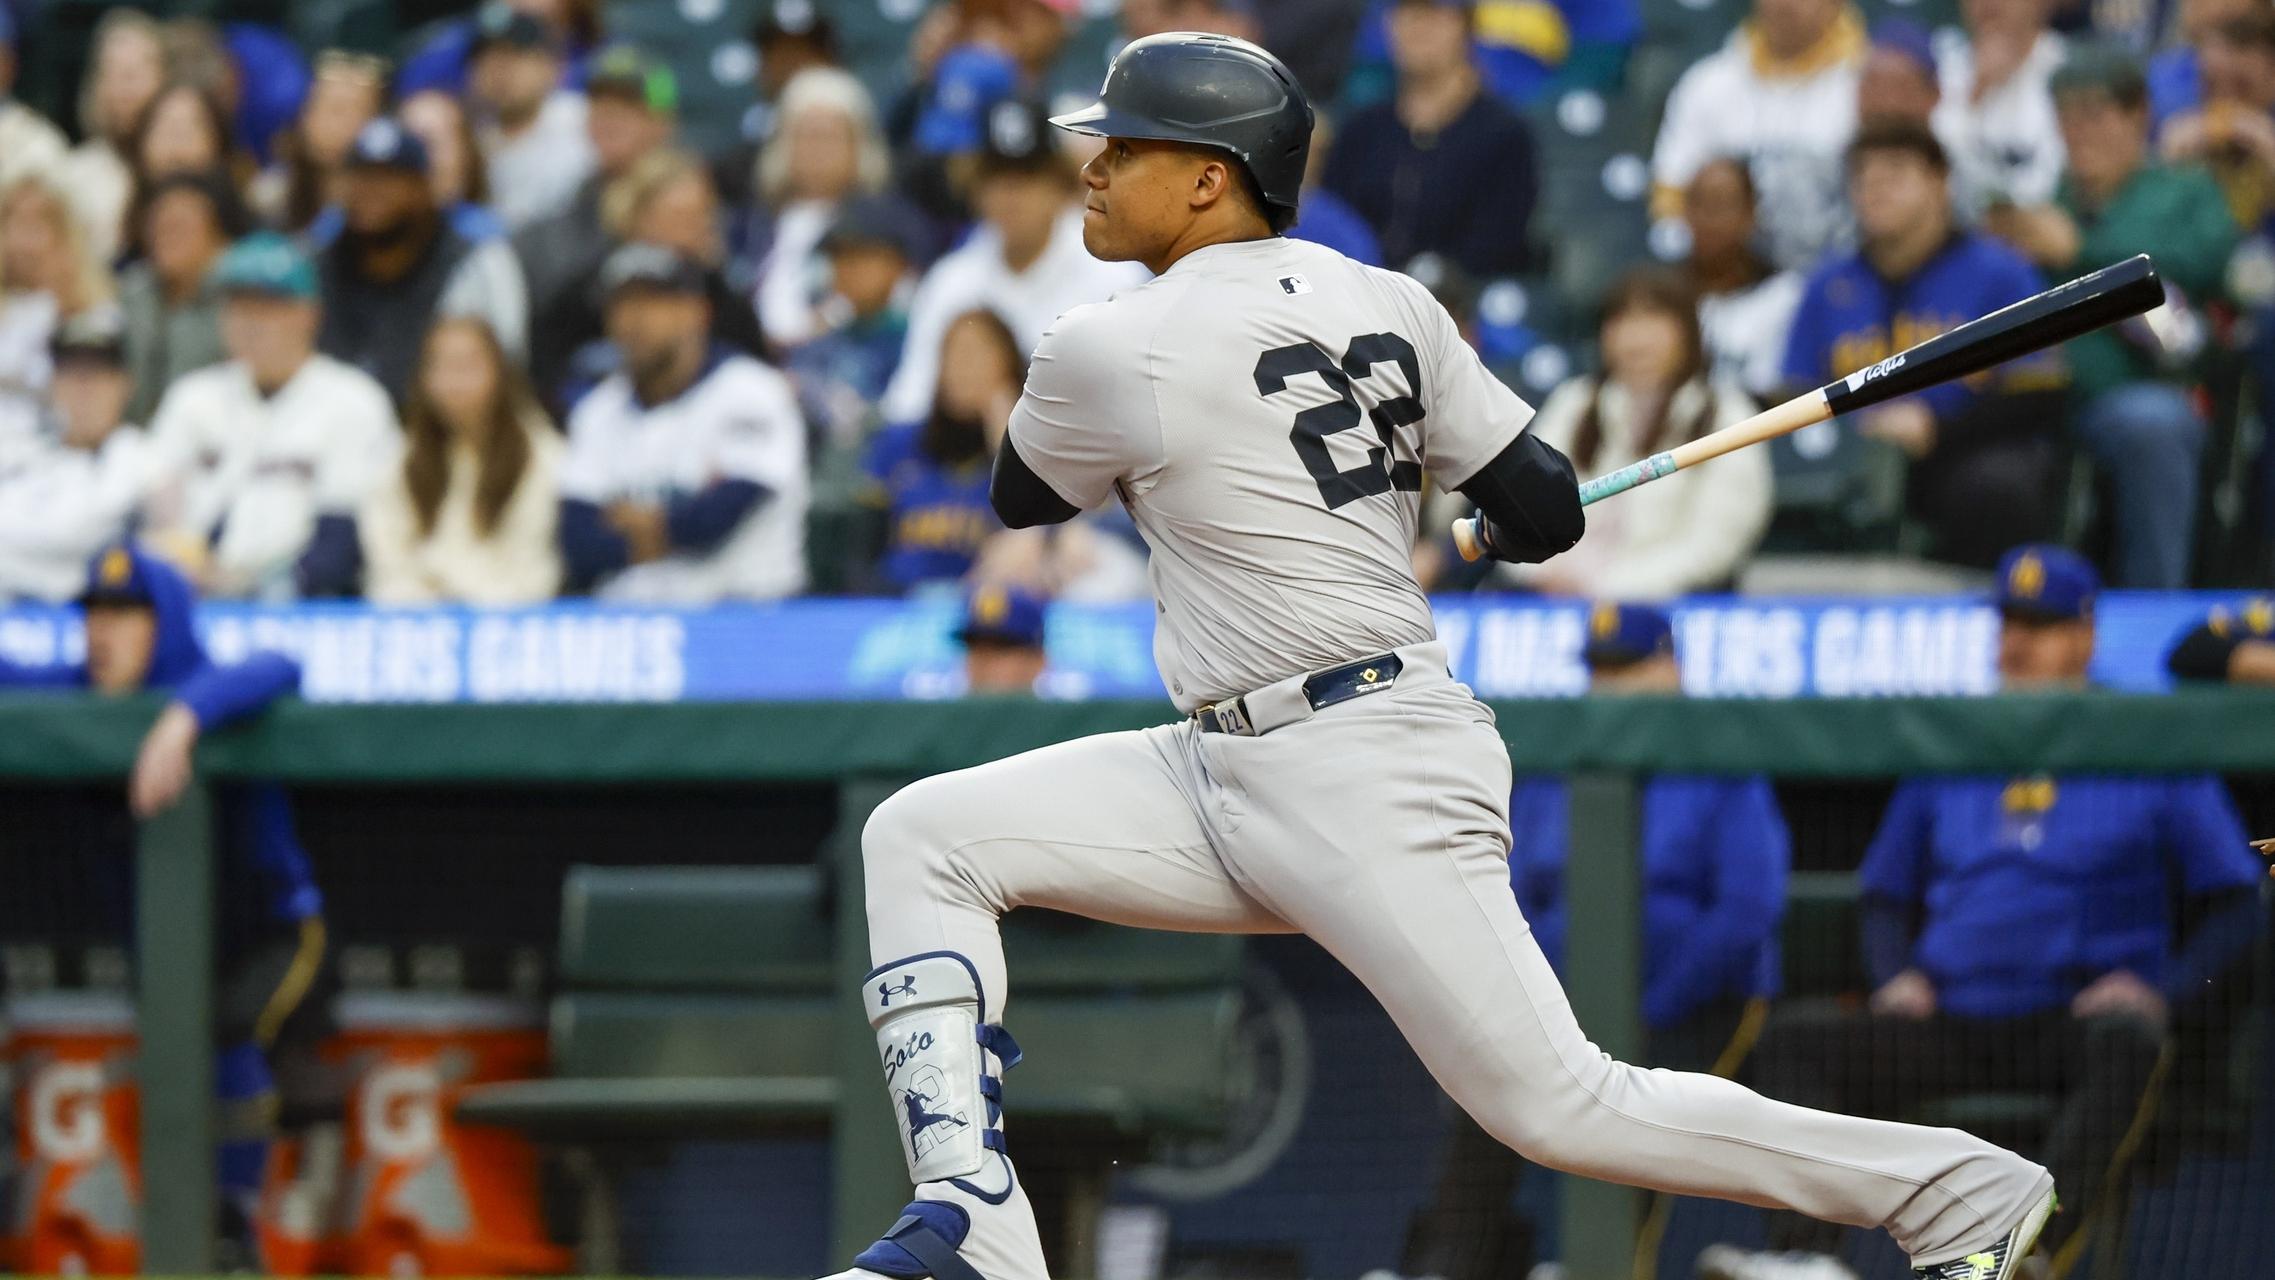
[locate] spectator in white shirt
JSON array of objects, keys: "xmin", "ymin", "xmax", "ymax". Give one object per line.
[
  {"xmin": 469, "ymin": 2, "xmax": 597, "ymax": 231},
  {"xmin": 557, "ymin": 244, "xmax": 808, "ymax": 602},
  {"xmin": 752, "ymin": 67, "xmax": 894, "ymax": 349},
  {"xmin": 1, "ymin": 171, "xmax": 114, "ymax": 443},
  {"xmin": 879, "ymin": 98, "xmax": 1148, "ymax": 426},
  {"xmin": 57, "ymin": 9, "xmax": 167, "ymax": 264},
  {"xmin": 144, "ymin": 233, "xmax": 399, "ymax": 599},
  {"xmin": 1933, "ymin": 0, "xmax": 2067, "ymax": 210},
  {"xmin": 1506, "ymin": 267, "xmax": 1772, "ymax": 599},
  {"xmin": 1682, "ymin": 156, "xmax": 1803, "ymax": 404},
  {"xmin": 1651, "ymin": 0, "xmax": 1866, "ymax": 270},
  {"xmin": 0, "ymin": 310, "xmax": 158, "ymax": 602},
  {"xmin": 362, "ymin": 316, "xmax": 562, "ymax": 605}
]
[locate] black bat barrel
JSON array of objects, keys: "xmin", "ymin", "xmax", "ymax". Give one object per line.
[{"xmin": 1820, "ymin": 253, "xmax": 2164, "ymax": 417}]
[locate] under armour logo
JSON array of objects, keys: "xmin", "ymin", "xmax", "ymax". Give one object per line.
[
  {"xmin": 1279, "ymin": 274, "xmax": 1312, "ymax": 296},
  {"xmin": 878, "ymin": 976, "xmax": 918, "ymax": 1005}
]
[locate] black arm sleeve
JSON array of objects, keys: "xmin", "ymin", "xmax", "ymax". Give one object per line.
[
  {"xmin": 1455, "ymin": 431, "xmax": 1584, "ymax": 565},
  {"xmin": 990, "ymin": 436, "xmax": 1083, "ymax": 530}
]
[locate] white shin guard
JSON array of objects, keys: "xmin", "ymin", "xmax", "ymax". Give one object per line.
[{"xmin": 866, "ymin": 952, "xmax": 1016, "ymax": 1186}]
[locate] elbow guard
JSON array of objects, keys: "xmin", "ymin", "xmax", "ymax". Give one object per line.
[{"xmin": 1457, "ymin": 432, "xmax": 1583, "ymax": 565}]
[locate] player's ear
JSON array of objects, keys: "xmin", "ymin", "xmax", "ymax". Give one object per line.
[{"xmin": 1192, "ymin": 157, "xmax": 1229, "ymax": 212}]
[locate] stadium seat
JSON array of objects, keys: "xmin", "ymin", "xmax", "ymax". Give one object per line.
[
  {"xmin": 1761, "ymin": 419, "xmax": 1910, "ymax": 554},
  {"xmin": 1525, "ymin": 88, "xmax": 1657, "ymax": 318},
  {"xmin": 457, "ymin": 864, "xmax": 1245, "ymax": 1270},
  {"xmin": 602, "ymin": 0, "xmax": 767, "ymax": 157}
]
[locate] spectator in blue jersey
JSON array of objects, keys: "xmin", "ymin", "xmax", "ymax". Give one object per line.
[
  {"xmin": 0, "ymin": 543, "xmax": 326, "ymax": 1261},
  {"xmin": 786, "ymin": 196, "xmax": 926, "ymax": 446},
  {"xmin": 1728, "ymin": 544, "xmax": 2265, "ymax": 1276},
  {"xmin": 1339, "ymin": 0, "xmax": 1640, "ymax": 111},
  {"xmin": 1398, "ymin": 602, "xmax": 1791, "ymax": 1280},
  {"xmin": 1323, "ymin": 0, "xmax": 1539, "ymax": 278},
  {"xmin": 856, "ymin": 309, "xmax": 1020, "ymax": 594},
  {"xmin": 1783, "ymin": 118, "xmax": 2068, "ymax": 568}
]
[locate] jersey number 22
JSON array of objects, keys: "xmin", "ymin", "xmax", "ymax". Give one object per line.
[{"xmin": 1253, "ymin": 333, "xmax": 1425, "ymax": 510}]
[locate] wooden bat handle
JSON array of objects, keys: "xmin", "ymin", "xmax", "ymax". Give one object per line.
[{"xmin": 1453, "ymin": 390, "xmax": 1832, "ymax": 563}]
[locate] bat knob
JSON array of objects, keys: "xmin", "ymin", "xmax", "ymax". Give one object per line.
[{"xmin": 1452, "ymin": 517, "xmax": 1485, "ymax": 563}]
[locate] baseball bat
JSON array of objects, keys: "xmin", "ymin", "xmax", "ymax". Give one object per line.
[{"xmin": 1453, "ymin": 253, "xmax": 2165, "ymax": 562}]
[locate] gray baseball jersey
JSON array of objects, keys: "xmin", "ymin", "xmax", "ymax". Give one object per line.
[{"xmin": 1007, "ymin": 236, "xmax": 1533, "ymax": 710}]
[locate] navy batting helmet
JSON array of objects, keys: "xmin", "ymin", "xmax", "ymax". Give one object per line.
[{"xmin": 1049, "ymin": 32, "xmax": 1314, "ymax": 226}]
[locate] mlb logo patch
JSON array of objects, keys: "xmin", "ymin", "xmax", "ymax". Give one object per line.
[{"xmin": 1279, "ymin": 274, "xmax": 1312, "ymax": 296}]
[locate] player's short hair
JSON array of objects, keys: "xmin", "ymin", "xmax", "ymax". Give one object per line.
[{"xmin": 1845, "ymin": 116, "xmax": 1950, "ymax": 178}]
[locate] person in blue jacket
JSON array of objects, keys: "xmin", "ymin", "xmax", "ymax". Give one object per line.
[
  {"xmin": 0, "ymin": 543, "xmax": 324, "ymax": 1258},
  {"xmin": 1723, "ymin": 545, "xmax": 2267, "ymax": 1278},
  {"xmin": 1398, "ymin": 603, "xmax": 1792, "ymax": 1280}
]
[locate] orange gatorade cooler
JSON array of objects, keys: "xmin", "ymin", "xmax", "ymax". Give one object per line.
[
  {"xmin": 325, "ymin": 992, "xmax": 570, "ymax": 1276},
  {"xmin": 3, "ymin": 992, "xmax": 142, "ymax": 1275}
]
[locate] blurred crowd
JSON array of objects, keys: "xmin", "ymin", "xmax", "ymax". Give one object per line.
[{"xmin": 0, "ymin": 0, "xmax": 2271, "ymax": 612}]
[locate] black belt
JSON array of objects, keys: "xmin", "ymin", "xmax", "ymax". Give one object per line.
[{"xmin": 1194, "ymin": 653, "xmax": 1405, "ymax": 735}]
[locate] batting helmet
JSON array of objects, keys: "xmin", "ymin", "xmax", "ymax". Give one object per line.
[{"xmin": 1049, "ymin": 32, "xmax": 1314, "ymax": 224}]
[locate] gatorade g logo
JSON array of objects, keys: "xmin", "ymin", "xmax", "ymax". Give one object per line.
[
  {"xmin": 29, "ymin": 1061, "xmax": 108, "ymax": 1163},
  {"xmin": 361, "ymin": 1062, "xmax": 442, "ymax": 1161}
]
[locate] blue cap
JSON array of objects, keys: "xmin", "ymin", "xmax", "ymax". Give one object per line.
[
  {"xmin": 1871, "ymin": 18, "xmax": 1938, "ymax": 80},
  {"xmin": 1992, "ymin": 544, "xmax": 2099, "ymax": 621},
  {"xmin": 1581, "ymin": 601, "xmax": 1675, "ymax": 668},
  {"xmin": 345, "ymin": 117, "xmax": 431, "ymax": 174},
  {"xmin": 955, "ymin": 584, "xmax": 1047, "ymax": 648},
  {"xmin": 78, "ymin": 544, "xmax": 158, "ymax": 609},
  {"xmin": 213, "ymin": 231, "xmax": 318, "ymax": 300},
  {"xmin": 913, "ymin": 45, "xmax": 1020, "ymax": 155}
]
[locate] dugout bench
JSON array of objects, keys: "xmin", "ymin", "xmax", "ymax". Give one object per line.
[{"xmin": 454, "ymin": 855, "xmax": 1247, "ymax": 1276}]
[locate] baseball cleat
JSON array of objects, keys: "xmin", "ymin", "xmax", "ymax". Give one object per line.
[
  {"xmin": 1910, "ymin": 1187, "xmax": 2057, "ymax": 1280},
  {"xmin": 1694, "ymin": 1246, "xmax": 1861, "ymax": 1279}
]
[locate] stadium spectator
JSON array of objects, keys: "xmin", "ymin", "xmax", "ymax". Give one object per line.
[
  {"xmin": 900, "ymin": 0, "xmax": 1084, "ymax": 149},
  {"xmin": 1338, "ymin": 0, "xmax": 1641, "ymax": 112},
  {"xmin": 787, "ymin": 195, "xmax": 927, "ymax": 445},
  {"xmin": 1988, "ymin": 49, "xmax": 2235, "ymax": 588},
  {"xmin": 1729, "ymin": 544, "xmax": 2265, "ymax": 1275},
  {"xmin": 857, "ymin": 309, "xmax": 1020, "ymax": 594},
  {"xmin": 0, "ymin": 311, "xmax": 157, "ymax": 602},
  {"xmin": 557, "ymin": 244, "xmax": 808, "ymax": 602},
  {"xmin": 1783, "ymin": 119, "xmax": 2066, "ymax": 569},
  {"xmin": 1322, "ymin": 0, "xmax": 1537, "ymax": 278},
  {"xmin": 2148, "ymin": 0, "xmax": 2263, "ymax": 135},
  {"xmin": 398, "ymin": 89, "xmax": 506, "ymax": 244},
  {"xmin": 878, "ymin": 99, "xmax": 1147, "ymax": 426},
  {"xmin": 362, "ymin": 317, "xmax": 563, "ymax": 605},
  {"xmin": 119, "ymin": 172, "xmax": 247, "ymax": 425},
  {"xmin": 2161, "ymin": 9, "xmax": 2275, "ymax": 233},
  {"xmin": 58, "ymin": 9, "xmax": 168, "ymax": 264},
  {"xmin": 1935, "ymin": 0, "xmax": 2069, "ymax": 210},
  {"xmin": 0, "ymin": 542, "xmax": 323, "ymax": 1260},
  {"xmin": 753, "ymin": 0, "xmax": 843, "ymax": 106},
  {"xmin": 538, "ymin": 148, "xmax": 771, "ymax": 400},
  {"xmin": 468, "ymin": 1, "xmax": 596, "ymax": 232},
  {"xmin": 1286, "ymin": 114, "xmax": 1384, "ymax": 267},
  {"xmin": 516, "ymin": 45, "xmax": 680, "ymax": 400},
  {"xmin": 1403, "ymin": 602, "xmax": 1790, "ymax": 1280},
  {"xmin": 144, "ymin": 233, "xmax": 398, "ymax": 599},
  {"xmin": 1683, "ymin": 156, "xmax": 1802, "ymax": 402},
  {"xmin": 2168, "ymin": 596, "xmax": 2275, "ymax": 683},
  {"xmin": 1652, "ymin": 0, "xmax": 1864, "ymax": 271},
  {"xmin": 398, "ymin": 0, "xmax": 600, "ymax": 100},
  {"xmin": 752, "ymin": 67, "xmax": 893, "ymax": 348},
  {"xmin": 0, "ymin": 4, "xmax": 66, "ymax": 191},
  {"xmin": 0, "ymin": 171, "xmax": 113, "ymax": 442},
  {"xmin": 130, "ymin": 80, "xmax": 253, "ymax": 207},
  {"xmin": 252, "ymin": 50, "xmax": 386, "ymax": 233},
  {"xmin": 1508, "ymin": 269, "xmax": 1772, "ymax": 598},
  {"xmin": 1859, "ymin": 20, "xmax": 2009, "ymax": 217},
  {"xmin": 316, "ymin": 119, "xmax": 529, "ymax": 401},
  {"xmin": 956, "ymin": 583, "xmax": 1051, "ymax": 694}
]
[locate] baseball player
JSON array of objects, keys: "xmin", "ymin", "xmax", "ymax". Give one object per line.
[{"xmin": 828, "ymin": 33, "xmax": 2056, "ymax": 1280}]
